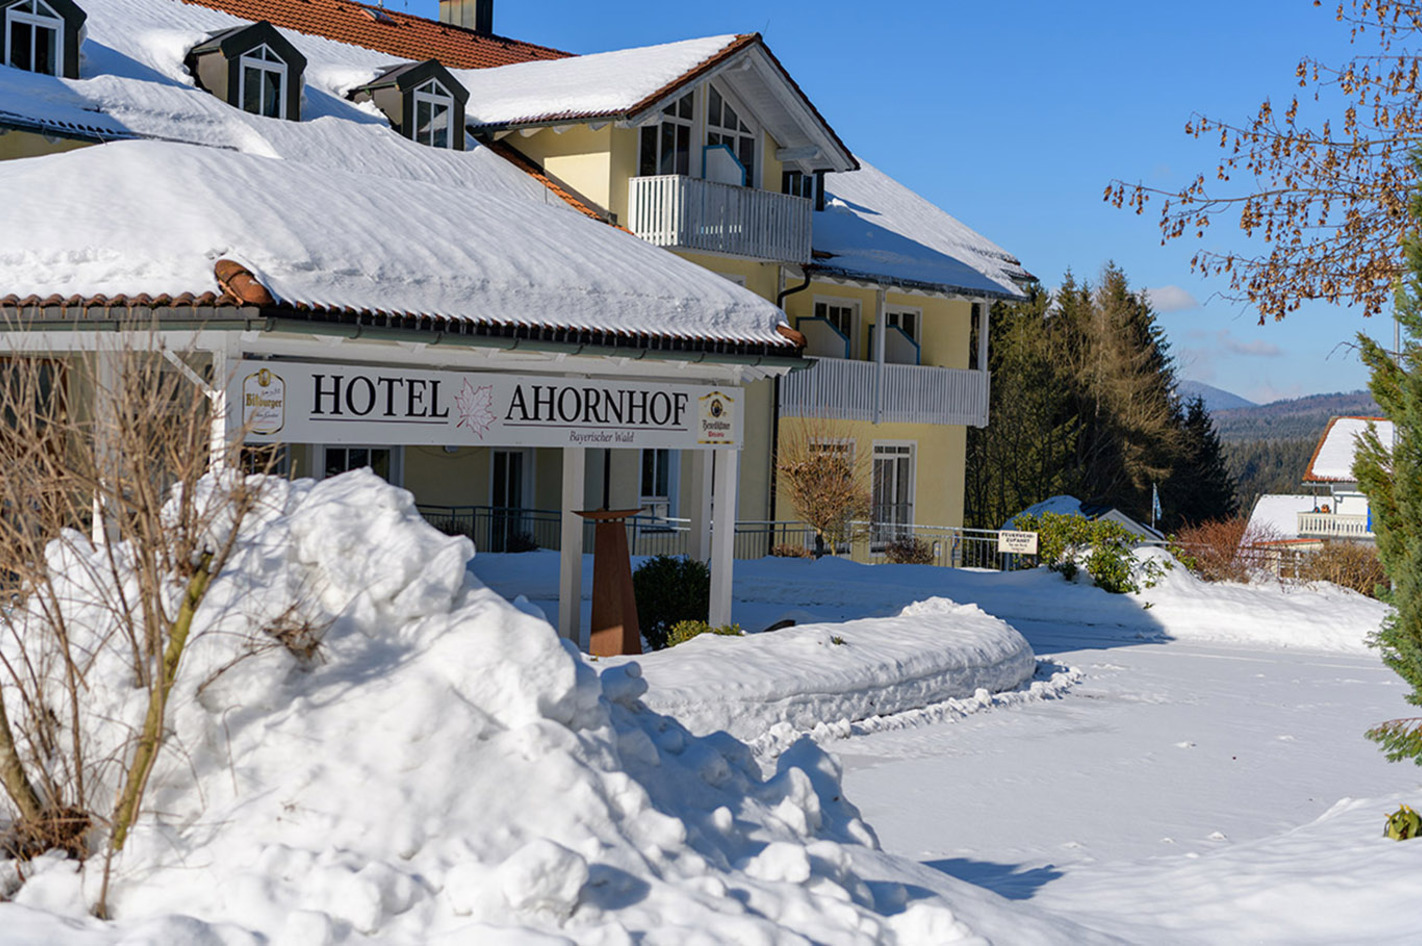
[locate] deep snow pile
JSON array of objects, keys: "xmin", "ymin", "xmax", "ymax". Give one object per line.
[
  {"xmin": 602, "ymin": 600, "xmax": 1041, "ymax": 742},
  {"xmin": 0, "ymin": 471, "xmax": 1063, "ymax": 945}
]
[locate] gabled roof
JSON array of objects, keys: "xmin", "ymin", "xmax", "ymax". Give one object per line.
[
  {"xmin": 189, "ymin": 20, "xmax": 306, "ymax": 70},
  {"xmin": 181, "ymin": 0, "xmax": 568, "ymax": 68},
  {"xmin": 354, "ymin": 59, "xmax": 469, "ymax": 103},
  {"xmin": 457, "ymin": 33, "xmax": 856, "ymax": 174},
  {"xmin": 1246, "ymin": 494, "xmax": 1317, "ymax": 541},
  {"xmin": 811, "ymin": 159, "xmax": 1031, "ymax": 300},
  {"xmin": 1304, "ymin": 416, "xmax": 1394, "ymax": 482}
]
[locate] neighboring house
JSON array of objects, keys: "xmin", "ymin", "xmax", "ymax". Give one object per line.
[
  {"xmin": 1006, "ymin": 496, "xmax": 1164, "ymax": 542},
  {"xmin": 1299, "ymin": 416, "xmax": 1393, "ymax": 542},
  {"xmin": 0, "ymin": 0, "xmax": 813, "ymax": 636}
]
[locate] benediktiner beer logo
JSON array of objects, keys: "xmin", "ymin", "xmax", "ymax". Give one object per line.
[{"xmin": 242, "ymin": 367, "xmax": 285, "ymax": 435}]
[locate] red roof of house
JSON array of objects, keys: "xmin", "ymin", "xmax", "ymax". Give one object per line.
[{"xmin": 181, "ymin": 0, "xmax": 569, "ymax": 68}]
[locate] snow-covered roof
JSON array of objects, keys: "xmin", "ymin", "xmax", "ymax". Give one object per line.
[
  {"xmin": 457, "ymin": 34, "xmax": 747, "ymax": 127},
  {"xmin": 1245, "ymin": 494, "xmax": 1317, "ymax": 541},
  {"xmin": 813, "ymin": 159, "xmax": 1030, "ymax": 299},
  {"xmin": 0, "ymin": 0, "xmax": 796, "ymax": 349},
  {"xmin": 1305, "ymin": 416, "xmax": 1394, "ymax": 482}
]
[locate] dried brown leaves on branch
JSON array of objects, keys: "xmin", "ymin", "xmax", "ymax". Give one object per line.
[
  {"xmin": 776, "ymin": 418, "xmax": 871, "ymax": 555},
  {"xmin": 1106, "ymin": 1, "xmax": 1422, "ymax": 323}
]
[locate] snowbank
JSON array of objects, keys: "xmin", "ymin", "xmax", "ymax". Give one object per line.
[
  {"xmin": 0, "ymin": 471, "xmax": 1050, "ymax": 945},
  {"xmin": 605, "ymin": 599, "xmax": 1037, "ymax": 742}
]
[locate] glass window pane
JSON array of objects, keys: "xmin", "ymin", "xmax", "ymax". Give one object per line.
[
  {"xmin": 34, "ymin": 24, "xmax": 56, "ymax": 75},
  {"xmin": 675, "ymin": 124, "xmax": 690, "ymax": 175},
  {"xmin": 739, "ymin": 137, "xmax": 755, "ymax": 180},
  {"xmin": 430, "ymin": 102, "xmax": 449, "ymax": 148},
  {"xmin": 371, "ymin": 449, "xmax": 391, "ymax": 481},
  {"xmin": 242, "ymin": 65, "xmax": 262, "ymax": 113},
  {"xmin": 325, "ymin": 448, "xmax": 347, "ymax": 478},
  {"xmin": 678, "ymin": 93, "xmax": 692, "ymax": 120},
  {"xmin": 708, "ymin": 86, "xmax": 722, "ymax": 124},
  {"xmin": 10, "ymin": 21, "xmax": 33, "ymax": 71},
  {"xmin": 641, "ymin": 450, "xmax": 655, "ymax": 495},
  {"xmin": 262, "ymin": 69, "xmax": 281, "ymax": 118},
  {"xmin": 724, "ymin": 102, "xmax": 739, "ymax": 130},
  {"xmin": 350, "ymin": 448, "xmax": 368, "ymax": 470},
  {"xmin": 415, "ymin": 100, "xmax": 432, "ymax": 145},
  {"xmin": 639, "ymin": 125, "xmax": 657, "ymax": 177}
]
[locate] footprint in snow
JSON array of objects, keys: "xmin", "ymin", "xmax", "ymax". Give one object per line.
[{"xmin": 1174, "ymin": 741, "xmax": 1196, "ymax": 749}]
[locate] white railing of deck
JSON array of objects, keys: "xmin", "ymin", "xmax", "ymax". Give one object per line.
[
  {"xmin": 627, "ymin": 174, "xmax": 812, "ymax": 263},
  {"xmin": 779, "ymin": 357, "xmax": 991, "ymax": 427},
  {"xmin": 1297, "ymin": 512, "xmax": 1373, "ymax": 539}
]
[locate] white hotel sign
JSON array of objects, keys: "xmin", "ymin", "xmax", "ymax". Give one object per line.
[{"xmin": 229, "ymin": 361, "xmax": 740, "ymax": 449}]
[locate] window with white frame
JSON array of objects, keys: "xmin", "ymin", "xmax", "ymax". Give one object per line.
[
  {"xmin": 640, "ymin": 448, "xmax": 678, "ymax": 521},
  {"xmin": 812, "ymin": 298, "xmax": 859, "ymax": 357},
  {"xmin": 871, "ymin": 442, "xmax": 915, "ymax": 548},
  {"xmin": 412, "ymin": 78, "xmax": 455, "ymax": 148},
  {"xmin": 239, "ymin": 44, "xmax": 287, "ymax": 119},
  {"xmin": 4, "ymin": 0, "xmax": 62, "ymax": 76},
  {"xmin": 782, "ymin": 169, "xmax": 815, "ymax": 202},
  {"xmin": 706, "ymin": 83, "xmax": 756, "ymax": 184},
  {"xmin": 885, "ymin": 307, "xmax": 920, "ymax": 343},
  {"xmin": 638, "ymin": 90, "xmax": 693, "ymax": 177},
  {"xmin": 322, "ymin": 445, "xmax": 402, "ymax": 484}
]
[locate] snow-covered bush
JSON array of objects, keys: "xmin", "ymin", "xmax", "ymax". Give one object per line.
[
  {"xmin": 1016, "ymin": 511, "xmax": 1165, "ymax": 594},
  {"xmin": 666, "ymin": 619, "xmax": 743, "ymax": 646}
]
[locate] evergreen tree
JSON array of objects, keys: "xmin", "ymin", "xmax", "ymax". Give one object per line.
[
  {"xmin": 1167, "ymin": 396, "xmax": 1239, "ymax": 527},
  {"xmin": 1357, "ymin": 177, "xmax": 1422, "ymax": 763}
]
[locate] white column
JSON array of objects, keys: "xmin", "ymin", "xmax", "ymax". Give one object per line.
[
  {"xmin": 873, "ymin": 287, "xmax": 887, "ymax": 424},
  {"xmin": 207, "ymin": 337, "xmax": 230, "ymax": 473},
  {"xmin": 707, "ymin": 448, "xmax": 739, "ymax": 627},
  {"xmin": 558, "ymin": 446, "xmax": 586, "ymax": 644},
  {"xmin": 91, "ymin": 344, "xmax": 119, "ymax": 546},
  {"xmin": 690, "ymin": 449, "xmax": 714, "ymax": 562},
  {"xmin": 976, "ymin": 300, "xmax": 991, "ymax": 426}
]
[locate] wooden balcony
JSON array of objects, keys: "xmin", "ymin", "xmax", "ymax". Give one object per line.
[
  {"xmin": 627, "ymin": 174, "xmax": 812, "ymax": 263},
  {"xmin": 779, "ymin": 356, "xmax": 991, "ymax": 427},
  {"xmin": 1297, "ymin": 511, "xmax": 1374, "ymax": 540}
]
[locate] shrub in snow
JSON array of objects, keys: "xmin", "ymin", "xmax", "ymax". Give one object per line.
[
  {"xmin": 1, "ymin": 470, "xmax": 974, "ymax": 943},
  {"xmin": 1384, "ymin": 803, "xmax": 1422, "ymax": 840},
  {"xmin": 666, "ymin": 620, "xmax": 743, "ymax": 646},
  {"xmin": 632, "ymin": 554, "xmax": 709, "ymax": 649},
  {"xmin": 883, "ymin": 535, "xmax": 934, "ymax": 565},
  {"xmin": 1016, "ymin": 511, "xmax": 1166, "ymax": 594},
  {"xmin": 1298, "ymin": 541, "xmax": 1390, "ymax": 599}
]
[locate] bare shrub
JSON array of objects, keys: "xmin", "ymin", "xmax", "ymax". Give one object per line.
[
  {"xmin": 1298, "ymin": 541, "xmax": 1390, "ymax": 598},
  {"xmin": 776, "ymin": 418, "xmax": 870, "ymax": 556},
  {"xmin": 770, "ymin": 543, "xmax": 813, "ymax": 559},
  {"xmin": 883, "ymin": 535, "xmax": 934, "ymax": 565},
  {"xmin": 0, "ymin": 326, "xmax": 273, "ymax": 915},
  {"xmin": 1173, "ymin": 517, "xmax": 1290, "ymax": 583}
]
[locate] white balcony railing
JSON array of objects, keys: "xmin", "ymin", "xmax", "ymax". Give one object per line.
[
  {"xmin": 627, "ymin": 174, "xmax": 812, "ymax": 262},
  {"xmin": 1297, "ymin": 512, "xmax": 1373, "ymax": 540},
  {"xmin": 779, "ymin": 357, "xmax": 991, "ymax": 427}
]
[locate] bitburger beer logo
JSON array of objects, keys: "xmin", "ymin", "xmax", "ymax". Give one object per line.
[{"xmin": 242, "ymin": 367, "xmax": 285, "ymax": 435}]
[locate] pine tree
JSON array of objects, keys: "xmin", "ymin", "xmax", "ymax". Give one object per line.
[
  {"xmin": 1167, "ymin": 396, "xmax": 1239, "ymax": 527},
  {"xmin": 1357, "ymin": 177, "xmax": 1422, "ymax": 763}
]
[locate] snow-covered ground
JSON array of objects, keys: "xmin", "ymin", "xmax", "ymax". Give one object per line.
[
  {"xmin": 475, "ymin": 546, "xmax": 1422, "ymax": 943},
  {"xmin": 1, "ymin": 474, "xmax": 1418, "ymax": 943}
]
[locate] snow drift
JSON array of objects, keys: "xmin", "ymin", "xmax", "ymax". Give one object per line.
[{"xmin": 0, "ymin": 471, "xmax": 1005, "ymax": 944}]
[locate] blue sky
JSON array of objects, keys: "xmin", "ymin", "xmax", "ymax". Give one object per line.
[{"xmin": 412, "ymin": 0, "xmax": 1395, "ymax": 403}]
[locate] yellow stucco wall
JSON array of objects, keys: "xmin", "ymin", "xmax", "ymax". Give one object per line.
[
  {"xmin": 0, "ymin": 130, "xmax": 93, "ymax": 161},
  {"xmin": 514, "ymin": 124, "xmax": 616, "ymax": 216}
]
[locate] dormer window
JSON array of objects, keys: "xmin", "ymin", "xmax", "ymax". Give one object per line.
[
  {"xmin": 186, "ymin": 22, "xmax": 305, "ymax": 122},
  {"xmin": 349, "ymin": 61, "xmax": 468, "ymax": 151},
  {"xmin": 2, "ymin": 0, "xmax": 83, "ymax": 79},
  {"xmin": 239, "ymin": 44, "xmax": 287, "ymax": 118}
]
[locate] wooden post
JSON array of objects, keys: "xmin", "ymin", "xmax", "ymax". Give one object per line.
[
  {"xmin": 558, "ymin": 447, "xmax": 586, "ymax": 644},
  {"xmin": 708, "ymin": 449, "xmax": 739, "ymax": 627},
  {"xmin": 576, "ymin": 509, "xmax": 643, "ymax": 656}
]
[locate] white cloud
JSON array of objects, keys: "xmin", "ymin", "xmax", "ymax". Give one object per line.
[{"xmin": 1146, "ymin": 285, "xmax": 1200, "ymax": 312}]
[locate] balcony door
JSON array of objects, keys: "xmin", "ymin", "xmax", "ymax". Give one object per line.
[{"xmin": 871, "ymin": 442, "xmax": 914, "ymax": 548}]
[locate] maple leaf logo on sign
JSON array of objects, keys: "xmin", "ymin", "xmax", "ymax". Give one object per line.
[{"xmin": 455, "ymin": 380, "xmax": 496, "ymax": 437}]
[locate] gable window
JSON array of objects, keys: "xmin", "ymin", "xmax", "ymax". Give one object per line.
[
  {"xmin": 239, "ymin": 44, "xmax": 287, "ymax": 119},
  {"xmin": 638, "ymin": 91, "xmax": 692, "ymax": 177},
  {"xmin": 3, "ymin": 0, "xmax": 64, "ymax": 77},
  {"xmin": 186, "ymin": 22, "xmax": 306, "ymax": 123},
  {"xmin": 412, "ymin": 78, "xmax": 454, "ymax": 148},
  {"xmin": 706, "ymin": 84, "xmax": 755, "ymax": 185},
  {"xmin": 348, "ymin": 60, "xmax": 468, "ymax": 151}
]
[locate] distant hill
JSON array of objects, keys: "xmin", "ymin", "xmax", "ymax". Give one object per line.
[
  {"xmin": 1178, "ymin": 380, "xmax": 1256, "ymax": 413},
  {"xmin": 1213, "ymin": 390, "xmax": 1381, "ymax": 443}
]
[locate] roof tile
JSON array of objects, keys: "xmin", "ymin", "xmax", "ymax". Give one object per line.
[{"xmin": 181, "ymin": 0, "xmax": 569, "ymax": 69}]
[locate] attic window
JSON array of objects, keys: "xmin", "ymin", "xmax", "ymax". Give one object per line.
[
  {"xmin": 412, "ymin": 78, "xmax": 454, "ymax": 148},
  {"xmin": 239, "ymin": 44, "xmax": 287, "ymax": 119},
  {"xmin": 185, "ymin": 22, "xmax": 306, "ymax": 123},
  {"xmin": 706, "ymin": 84, "xmax": 756, "ymax": 185},
  {"xmin": 4, "ymin": 0, "xmax": 64, "ymax": 76}
]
